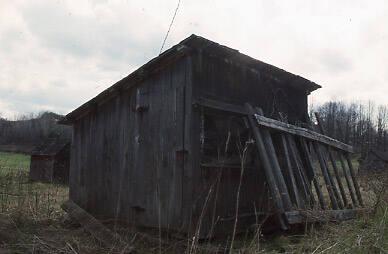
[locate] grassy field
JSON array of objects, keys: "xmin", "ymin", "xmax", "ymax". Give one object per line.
[
  {"xmin": 0, "ymin": 152, "xmax": 387, "ymax": 253},
  {"xmin": 0, "ymin": 152, "xmax": 30, "ymax": 169}
]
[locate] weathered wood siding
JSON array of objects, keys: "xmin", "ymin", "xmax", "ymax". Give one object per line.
[
  {"xmin": 70, "ymin": 58, "xmax": 190, "ymax": 230},
  {"xmin": 184, "ymin": 52, "xmax": 309, "ymax": 235},
  {"xmin": 192, "ymin": 53, "xmax": 308, "ymax": 123},
  {"xmin": 69, "ymin": 49, "xmax": 312, "ymax": 236},
  {"xmin": 30, "ymin": 156, "xmax": 54, "ymax": 182},
  {"xmin": 53, "ymin": 145, "xmax": 70, "ymax": 183}
]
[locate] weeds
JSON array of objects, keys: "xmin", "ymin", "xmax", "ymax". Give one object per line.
[{"xmin": 0, "ymin": 152, "xmax": 387, "ymax": 253}]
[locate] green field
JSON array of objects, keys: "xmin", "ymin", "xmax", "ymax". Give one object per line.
[{"xmin": 0, "ymin": 152, "xmax": 30, "ymax": 169}]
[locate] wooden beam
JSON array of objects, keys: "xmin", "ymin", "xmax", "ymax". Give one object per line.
[
  {"xmin": 300, "ymin": 138, "xmax": 326, "ymax": 210},
  {"xmin": 254, "ymin": 114, "xmax": 354, "ymax": 153},
  {"xmin": 345, "ymin": 153, "xmax": 364, "ymax": 207},
  {"xmin": 193, "ymin": 97, "xmax": 354, "ymax": 153},
  {"xmin": 285, "ymin": 209, "xmax": 362, "ymax": 224},
  {"xmin": 255, "ymin": 108, "xmax": 293, "ymax": 211},
  {"xmin": 314, "ymin": 113, "xmax": 349, "ymax": 208},
  {"xmin": 280, "ymin": 134, "xmax": 302, "ymax": 208},
  {"xmin": 287, "ymin": 135, "xmax": 316, "ymax": 208},
  {"xmin": 338, "ymin": 152, "xmax": 359, "ymax": 207},
  {"xmin": 61, "ymin": 200, "xmax": 132, "ymax": 252},
  {"xmin": 321, "ymin": 147, "xmax": 344, "ymax": 209},
  {"xmin": 244, "ymin": 104, "xmax": 287, "ymax": 229},
  {"xmin": 193, "ymin": 97, "xmax": 246, "ymax": 115},
  {"xmin": 313, "ymin": 143, "xmax": 340, "ymax": 210}
]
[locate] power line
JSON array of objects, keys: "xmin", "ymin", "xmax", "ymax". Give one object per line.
[{"xmin": 159, "ymin": 0, "xmax": 182, "ymax": 54}]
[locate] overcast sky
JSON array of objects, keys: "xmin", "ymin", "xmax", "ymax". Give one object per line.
[{"xmin": 0, "ymin": 0, "xmax": 387, "ymax": 118}]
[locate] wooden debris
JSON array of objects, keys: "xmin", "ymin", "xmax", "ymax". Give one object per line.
[
  {"xmin": 314, "ymin": 113, "xmax": 349, "ymax": 208},
  {"xmin": 243, "ymin": 104, "xmax": 364, "ymax": 227},
  {"xmin": 285, "ymin": 209, "xmax": 363, "ymax": 224},
  {"xmin": 245, "ymin": 103, "xmax": 288, "ymax": 229},
  {"xmin": 338, "ymin": 152, "xmax": 359, "ymax": 207},
  {"xmin": 61, "ymin": 200, "xmax": 133, "ymax": 252}
]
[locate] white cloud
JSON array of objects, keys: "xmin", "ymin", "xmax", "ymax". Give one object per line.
[{"xmin": 0, "ymin": 0, "xmax": 387, "ymax": 118}]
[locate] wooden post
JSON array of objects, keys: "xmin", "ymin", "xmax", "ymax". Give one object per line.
[
  {"xmin": 314, "ymin": 112, "xmax": 349, "ymax": 207},
  {"xmin": 313, "ymin": 142, "xmax": 339, "ymax": 210},
  {"xmin": 345, "ymin": 153, "xmax": 364, "ymax": 207},
  {"xmin": 285, "ymin": 135, "xmax": 310, "ymax": 205},
  {"xmin": 62, "ymin": 200, "xmax": 131, "ymax": 251},
  {"xmin": 255, "ymin": 108, "xmax": 293, "ymax": 211},
  {"xmin": 300, "ymin": 139, "xmax": 326, "ymax": 210},
  {"xmin": 244, "ymin": 103, "xmax": 287, "ymax": 229},
  {"xmin": 321, "ymin": 147, "xmax": 344, "ymax": 209},
  {"xmin": 315, "ymin": 112, "xmax": 344, "ymax": 209},
  {"xmin": 338, "ymin": 152, "xmax": 358, "ymax": 207},
  {"xmin": 327, "ymin": 148, "xmax": 349, "ymax": 207},
  {"xmin": 280, "ymin": 134, "xmax": 302, "ymax": 208},
  {"xmin": 287, "ymin": 135, "xmax": 316, "ymax": 207}
]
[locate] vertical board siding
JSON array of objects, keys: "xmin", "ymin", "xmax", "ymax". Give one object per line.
[
  {"xmin": 69, "ymin": 58, "xmax": 189, "ymax": 231},
  {"xmin": 68, "ymin": 50, "xmax": 312, "ymax": 236},
  {"xmin": 187, "ymin": 52, "xmax": 306, "ymax": 236},
  {"xmin": 194, "ymin": 54, "xmax": 308, "ymax": 123}
]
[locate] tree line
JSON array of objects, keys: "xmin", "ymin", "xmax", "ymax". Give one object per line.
[
  {"xmin": 0, "ymin": 111, "xmax": 71, "ymax": 147},
  {"xmin": 310, "ymin": 101, "xmax": 388, "ymax": 156}
]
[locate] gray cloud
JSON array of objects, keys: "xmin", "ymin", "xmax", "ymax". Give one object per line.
[
  {"xmin": 21, "ymin": 2, "xmax": 163, "ymax": 67},
  {"xmin": 0, "ymin": 0, "xmax": 387, "ymax": 118}
]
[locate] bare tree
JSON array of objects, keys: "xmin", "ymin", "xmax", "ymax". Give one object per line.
[{"xmin": 311, "ymin": 100, "xmax": 388, "ymax": 154}]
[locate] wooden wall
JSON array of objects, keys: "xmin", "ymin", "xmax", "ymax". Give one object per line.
[
  {"xmin": 30, "ymin": 156, "xmax": 54, "ymax": 182},
  {"xmin": 184, "ymin": 52, "xmax": 309, "ymax": 236},
  {"xmin": 192, "ymin": 53, "xmax": 308, "ymax": 123},
  {"xmin": 53, "ymin": 145, "xmax": 70, "ymax": 184},
  {"xmin": 69, "ymin": 57, "xmax": 190, "ymax": 231},
  {"xmin": 69, "ymin": 50, "xmax": 311, "ymax": 237}
]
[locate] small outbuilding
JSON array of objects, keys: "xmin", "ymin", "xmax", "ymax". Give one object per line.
[
  {"xmin": 360, "ymin": 149, "xmax": 388, "ymax": 173},
  {"xmin": 29, "ymin": 139, "xmax": 70, "ymax": 183},
  {"xmin": 60, "ymin": 35, "xmax": 324, "ymax": 237}
]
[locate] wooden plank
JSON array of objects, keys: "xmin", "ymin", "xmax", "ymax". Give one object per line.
[
  {"xmin": 288, "ymin": 136, "xmax": 316, "ymax": 207},
  {"xmin": 193, "ymin": 97, "xmax": 246, "ymax": 115},
  {"xmin": 338, "ymin": 152, "xmax": 358, "ymax": 207},
  {"xmin": 286, "ymin": 135, "xmax": 310, "ymax": 206},
  {"xmin": 280, "ymin": 134, "xmax": 302, "ymax": 208},
  {"xmin": 326, "ymin": 149, "xmax": 349, "ymax": 207},
  {"xmin": 300, "ymin": 139, "xmax": 326, "ymax": 209},
  {"xmin": 313, "ymin": 143, "xmax": 339, "ymax": 210},
  {"xmin": 193, "ymin": 97, "xmax": 353, "ymax": 152},
  {"xmin": 255, "ymin": 108, "xmax": 293, "ymax": 211},
  {"xmin": 62, "ymin": 200, "xmax": 132, "ymax": 252},
  {"xmin": 285, "ymin": 209, "xmax": 361, "ymax": 224},
  {"xmin": 345, "ymin": 153, "xmax": 364, "ymax": 207},
  {"xmin": 321, "ymin": 148, "xmax": 344, "ymax": 209},
  {"xmin": 244, "ymin": 104, "xmax": 287, "ymax": 229},
  {"xmin": 314, "ymin": 113, "xmax": 349, "ymax": 208},
  {"xmin": 254, "ymin": 114, "xmax": 354, "ymax": 153}
]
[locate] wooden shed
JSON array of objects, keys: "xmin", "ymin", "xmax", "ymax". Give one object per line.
[
  {"xmin": 60, "ymin": 35, "xmax": 361, "ymax": 237},
  {"xmin": 29, "ymin": 139, "xmax": 70, "ymax": 184},
  {"xmin": 360, "ymin": 149, "xmax": 388, "ymax": 173}
]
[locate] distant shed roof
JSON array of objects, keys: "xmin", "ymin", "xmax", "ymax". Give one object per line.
[
  {"xmin": 370, "ymin": 149, "xmax": 388, "ymax": 163},
  {"xmin": 32, "ymin": 139, "xmax": 69, "ymax": 156},
  {"xmin": 60, "ymin": 34, "xmax": 321, "ymax": 125}
]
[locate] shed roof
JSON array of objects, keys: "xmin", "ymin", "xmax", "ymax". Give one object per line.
[
  {"xmin": 60, "ymin": 34, "xmax": 321, "ymax": 125},
  {"xmin": 370, "ymin": 149, "xmax": 388, "ymax": 163},
  {"xmin": 32, "ymin": 139, "xmax": 69, "ymax": 156}
]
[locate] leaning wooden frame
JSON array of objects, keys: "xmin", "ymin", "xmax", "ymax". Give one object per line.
[{"xmin": 195, "ymin": 98, "xmax": 365, "ymax": 229}]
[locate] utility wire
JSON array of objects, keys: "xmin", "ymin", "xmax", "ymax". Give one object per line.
[{"xmin": 159, "ymin": 0, "xmax": 182, "ymax": 54}]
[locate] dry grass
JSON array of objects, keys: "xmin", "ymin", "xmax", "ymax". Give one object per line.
[{"xmin": 0, "ymin": 152, "xmax": 387, "ymax": 253}]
